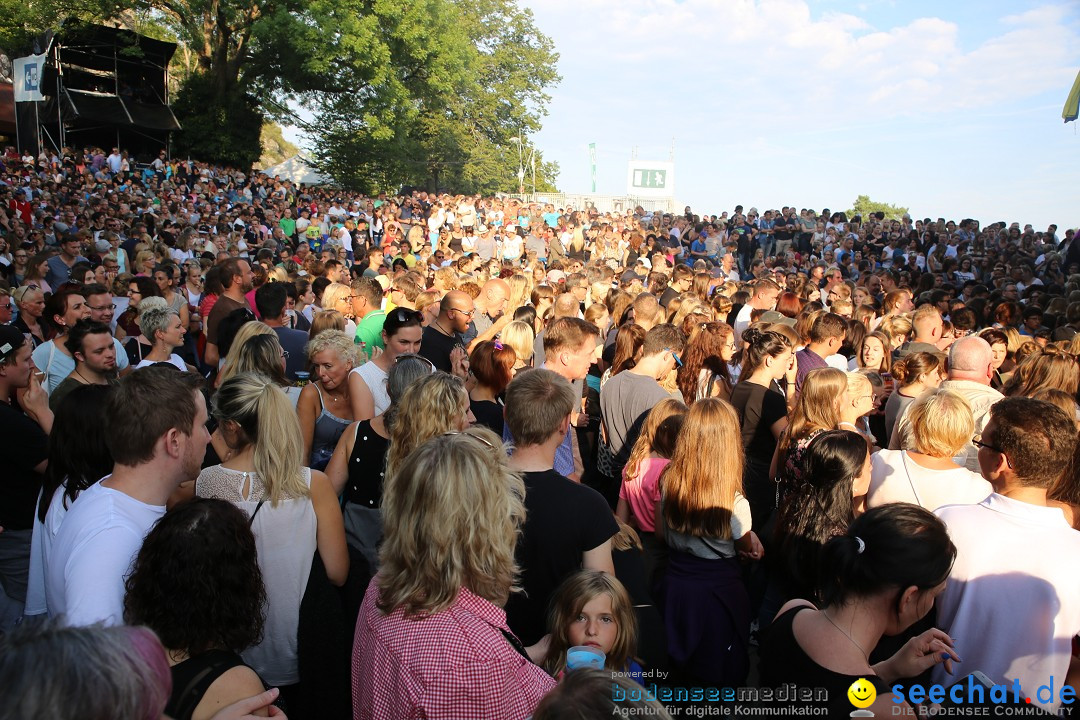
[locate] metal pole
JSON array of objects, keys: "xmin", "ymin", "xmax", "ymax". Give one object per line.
[{"xmin": 56, "ymin": 44, "xmax": 65, "ymax": 151}]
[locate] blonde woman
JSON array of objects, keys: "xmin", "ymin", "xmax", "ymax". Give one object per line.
[
  {"xmin": 309, "ymin": 309, "xmax": 346, "ymax": 340},
  {"xmin": 879, "ymin": 315, "xmax": 913, "ymax": 353},
  {"xmin": 353, "ymin": 428, "xmax": 554, "ymax": 719},
  {"xmin": 655, "ymin": 398, "xmax": 760, "ymax": 685},
  {"xmin": 505, "ymin": 274, "xmax": 532, "ymax": 313},
  {"xmin": 196, "ymin": 373, "xmax": 348, "ymax": 697},
  {"xmin": 215, "ymin": 325, "xmax": 300, "ymax": 408},
  {"xmin": 384, "ymin": 372, "xmax": 473, "ymax": 481},
  {"xmin": 840, "ymin": 371, "xmax": 876, "ymax": 442},
  {"xmin": 298, "ymin": 330, "xmax": 356, "ymax": 471},
  {"xmin": 134, "ymin": 249, "xmax": 155, "ymax": 277},
  {"xmin": 869, "ymin": 388, "xmax": 991, "ymax": 511},
  {"xmin": 500, "ymin": 320, "xmax": 535, "ymax": 373},
  {"xmin": 320, "ymin": 282, "xmax": 357, "ymax": 337}
]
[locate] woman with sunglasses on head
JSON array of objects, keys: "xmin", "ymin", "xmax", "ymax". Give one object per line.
[
  {"xmin": 346, "ymin": 307, "xmax": 424, "ymax": 421},
  {"xmin": 12, "ymin": 285, "xmax": 48, "ymax": 348}
]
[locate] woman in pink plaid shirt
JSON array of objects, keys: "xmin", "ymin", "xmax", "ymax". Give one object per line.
[{"xmin": 352, "ymin": 427, "xmax": 555, "ymax": 719}]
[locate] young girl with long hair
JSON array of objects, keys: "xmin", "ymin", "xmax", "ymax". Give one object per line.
[
  {"xmin": 655, "ymin": 398, "xmax": 762, "ymax": 685},
  {"xmin": 772, "ymin": 367, "xmax": 847, "ymax": 491},
  {"xmin": 677, "ymin": 321, "xmax": 736, "ymax": 403},
  {"xmin": 544, "ymin": 571, "xmax": 642, "ymax": 680}
]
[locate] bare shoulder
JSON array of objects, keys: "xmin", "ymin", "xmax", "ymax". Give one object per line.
[{"xmin": 192, "ymin": 664, "xmax": 268, "ymax": 720}]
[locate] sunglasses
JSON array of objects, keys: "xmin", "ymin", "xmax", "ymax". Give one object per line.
[
  {"xmin": 395, "ymin": 353, "xmax": 436, "ymax": 371},
  {"xmin": 441, "ymin": 430, "xmax": 499, "ymax": 452},
  {"xmin": 664, "ymin": 348, "xmax": 683, "ymax": 368}
]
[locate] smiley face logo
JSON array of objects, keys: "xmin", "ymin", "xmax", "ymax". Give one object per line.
[{"xmin": 848, "ymin": 678, "xmax": 876, "ymax": 709}]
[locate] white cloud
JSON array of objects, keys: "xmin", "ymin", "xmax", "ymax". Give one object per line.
[{"xmin": 531, "ymin": 0, "xmax": 1079, "ymax": 123}]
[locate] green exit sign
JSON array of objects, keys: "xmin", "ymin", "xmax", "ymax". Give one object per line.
[{"xmin": 632, "ymin": 169, "xmax": 667, "ymax": 189}]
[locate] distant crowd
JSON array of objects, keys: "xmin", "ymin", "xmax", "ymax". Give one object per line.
[{"xmin": 1, "ymin": 144, "xmax": 1079, "ymax": 719}]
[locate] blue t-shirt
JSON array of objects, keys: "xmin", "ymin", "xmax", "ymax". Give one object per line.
[{"xmin": 542, "ymin": 212, "xmax": 560, "ymax": 228}]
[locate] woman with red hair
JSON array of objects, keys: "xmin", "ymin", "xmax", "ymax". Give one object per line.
[
  {"xmin": 468, "ymin": 340, "xmax": 517, "ymax": 433},
  {"xmin": 775, "ymin": 291, "xmax": 803, "ymax": 319}
]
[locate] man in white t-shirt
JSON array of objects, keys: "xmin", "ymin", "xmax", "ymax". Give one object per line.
[
  {"xmin": 932, "ymin": 398, "xmax": 1080, "ymax": 713},
  {"xmin": 734, "ymin": 278, "xmax": 781, "ymax": 347},
  {"xmin": 45, "ymin": 367, "xmax": 210, "ymax": 625}
]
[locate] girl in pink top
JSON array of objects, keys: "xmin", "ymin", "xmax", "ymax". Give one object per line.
[{"xmin": 616, "ymin": 399, "xmax": 687, "ymax": 532}]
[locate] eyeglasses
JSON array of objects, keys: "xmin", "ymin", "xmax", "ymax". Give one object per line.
[
  {"xmin": 450, "ymin": 307, "xmax": 475, "ymax": 317},
  {"xmin": 88, "ymin": 303, "xmax": 117, "ymax": 311},
  {"xmin": 665, "ymin": 348, "xmax": 683, "ymax": 368},
  {"xmin": 972, "ymin": 433, "xmax": 1012, "ymax": 467}
]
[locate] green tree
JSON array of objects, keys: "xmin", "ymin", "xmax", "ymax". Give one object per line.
[
  {"xmin": 311, "ymin": 0, "xmax": 560, "ymax": 194},
  {"xmin": 847, "ymin": 195, "xmax": 909, "ymax": 221},
  {"xmin": 257, "ymin": 121, "xmax": 298, "ymax": 169},
  {"xmin": 0, "ymin": 0, "xmax": 560, "ymax": 187}
]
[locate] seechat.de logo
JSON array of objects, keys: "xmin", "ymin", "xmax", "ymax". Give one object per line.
[{"xmin": 848, "ymin": 677, "xmax": 876, "ymax": 717}]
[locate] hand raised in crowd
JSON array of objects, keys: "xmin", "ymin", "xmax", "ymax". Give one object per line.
[{"xmin": 17, "ymin": 366, "xmax": 52, "ymax": 431}]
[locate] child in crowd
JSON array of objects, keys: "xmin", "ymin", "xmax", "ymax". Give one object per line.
[
  {"xmin": 544, "ymin": 570, "xmax": 644, "ymax": 683},
  {"xmin": 615, "ymin": 398, "xmax": 687, "ymax": 533}
]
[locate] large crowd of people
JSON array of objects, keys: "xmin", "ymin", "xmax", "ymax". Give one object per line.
[{"xmin": 1, "ymin": 143, "xmax": 1080, "ymax": 719}]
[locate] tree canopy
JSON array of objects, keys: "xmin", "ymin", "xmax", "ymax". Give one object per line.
[
  {"xmin": 0, "ymin": 0, "xmax": 561, "ymax": 192},
  {"xmin": 847, "ymin": 195, "xmax": 909, "ymax": 221}
]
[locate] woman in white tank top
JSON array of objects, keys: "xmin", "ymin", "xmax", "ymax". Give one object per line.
[{"xmin": 195, "ymin": 373, "xmax": 348, "ymax": 689}]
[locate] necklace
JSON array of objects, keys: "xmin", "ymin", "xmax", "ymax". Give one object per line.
[
  {"xmin": 821, "ymin": 610, "xmax": 869, "ymax": 663},
  {"xmin": 434, "ymin": 319, "xmax": 455, "ymax": 337},
  {"xmin": 74, "ymin": 368, "xmax": 96, "ymax": 385}
]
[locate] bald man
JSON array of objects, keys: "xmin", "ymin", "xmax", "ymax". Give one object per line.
[
  {"xmin": 534, "ymin": 293, "xmax": 584, "ymax": 366},
  {"xmin": 890, "ymin": 335, "xmax": 1003, "ymax": 470},
  {"xmin": 420, "ymin": 290, "xmax": 473, "ymax": 372},
  {"xmin": 473, "ymin": 278, "xmax": 511, "ymax": 337}
]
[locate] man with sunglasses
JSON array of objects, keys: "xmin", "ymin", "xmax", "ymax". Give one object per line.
[{"xmin": 933, "ymin": 398, "xmax": 1080, "ymax": 713}]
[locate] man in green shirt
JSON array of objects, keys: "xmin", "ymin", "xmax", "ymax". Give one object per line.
[
  {"xmin": 350, "ymin": 277, "xmax": 386, "ymax": 351},
  {"xmin": 279, "ymin": 209, "xmax": 296, "ymax": 241}
]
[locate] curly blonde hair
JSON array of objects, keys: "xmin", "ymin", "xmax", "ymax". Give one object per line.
[
  {"xmin": 384, "ymin": 372, "xmax": 469, "ymax": 481},
  {"xmin": 377, "ymin": 427, "xmax": 524, "ymax": 615}
]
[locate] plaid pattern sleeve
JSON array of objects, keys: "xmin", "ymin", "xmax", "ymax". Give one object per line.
[{"xmin": 352, "ymin": 578, "xmax": 555, "ymax": 720}]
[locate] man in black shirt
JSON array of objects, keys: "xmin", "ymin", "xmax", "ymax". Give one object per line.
[
  {"xmin": 503, "ymin": 368, "xmax": 617, "ymax": 645},
  {"xmin": 0, "ymin": 325, "xmax": 51, "ymax": 629},
  {"xmin": 418, "ymin": 290, "xmax": 472, "ymax": 374}
]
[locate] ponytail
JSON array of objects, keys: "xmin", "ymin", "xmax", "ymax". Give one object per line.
[
  {"xmin": 214, "ymin": 373, "xmax": 307, "ymax": 506},
  {"xmin": 817, "ymin": 503, "xmax": 955, "ymax": 609},
  {"xmin": 253, "ymin": 382, "xmax": 307, "ymax": 505}
]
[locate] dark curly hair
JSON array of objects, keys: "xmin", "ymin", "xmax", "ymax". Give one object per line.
[
  {"xmin": 123, "ymin": 498, "xmax": 267, "ymax": 656},
  {"xmin": 37, "ymin": 384, "xmax": 114, "ymax": 523}
]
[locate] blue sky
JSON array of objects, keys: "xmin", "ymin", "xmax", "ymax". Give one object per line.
[
  {"xmin": 283, "ymin": 0, "xmax": 1079, "ymax": 229},
  {"xmin": 519, "ymin": 0, "xmax": 1080, "ymax": 229}
]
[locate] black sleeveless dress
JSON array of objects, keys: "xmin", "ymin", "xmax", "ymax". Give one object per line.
[
  {"xmin": 759, "ymin": 605, "xmax": 890, "ymax": 717},
  {"xmin": 165, "ymin": 649, "xmax": 255, "ymax": 720}
]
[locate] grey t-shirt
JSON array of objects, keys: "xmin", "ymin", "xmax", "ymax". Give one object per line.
[{"xmin": 600, "ymin": 371, "xmax": 675, "ymax": 464}]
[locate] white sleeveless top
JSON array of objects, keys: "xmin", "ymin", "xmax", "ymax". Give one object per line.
[
  {"xmin": 350, "ymin": 361, "xmax": 391, "ymax": 416},
  {"xmin": 195, "ymin": 465, "xmax": 316, "ymax": 686}
]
